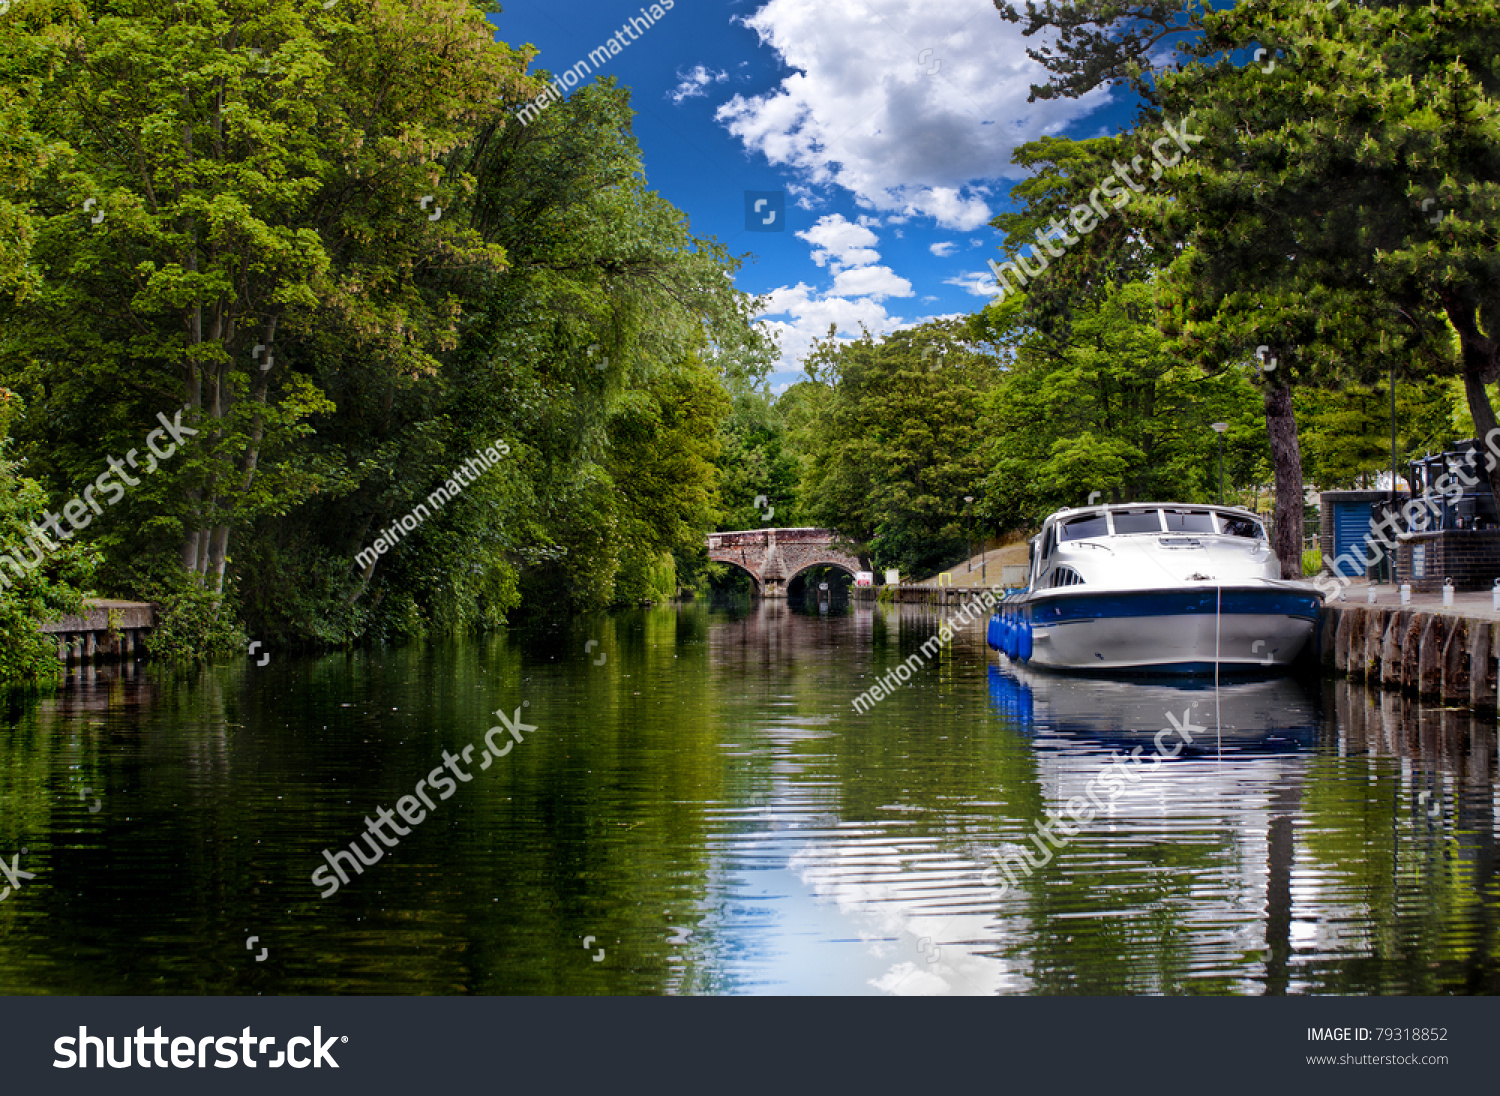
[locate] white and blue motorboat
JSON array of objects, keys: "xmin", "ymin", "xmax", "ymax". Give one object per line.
[{"xmin": 987, "ymin": 504, "xmax": 1323, "ymax": 673}]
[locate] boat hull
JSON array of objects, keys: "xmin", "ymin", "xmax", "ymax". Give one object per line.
[{"xmin": 995, "ymin": 586, "xmax": 1320, "ymax": 673}]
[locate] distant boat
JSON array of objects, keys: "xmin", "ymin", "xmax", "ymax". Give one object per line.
[{"xmin": 987, "ymin": 504, "xmax": 1323, "ymax": 673}]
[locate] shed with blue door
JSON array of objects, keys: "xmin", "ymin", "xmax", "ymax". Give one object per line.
[{"xmin": 1319, "ymin": 490, "xmax": 1389, "ymax": 581}]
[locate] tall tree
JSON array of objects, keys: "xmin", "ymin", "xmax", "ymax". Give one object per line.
[
  {"xmin": 994, "ymin": 0, "xmax": 1495, "ymax": 574},
  {"xmin": 978, "ymin": 277, "xmax": 1262, "ymax": 526},
  {"xmin": 0, "ymin": 388, "xmax": 92, "ymax": 686},
  {"xmin": 1, "ymin": 0, "xmax": 533, "ymax": 593}
]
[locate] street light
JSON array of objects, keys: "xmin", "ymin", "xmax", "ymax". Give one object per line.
[
  {"xmin": 1210, "ymin": 423, "xmax": 1229, "ymax": 504},
  {"xmin": 964, "ymin": 496, "xmax": 974, "ymax": 575}
]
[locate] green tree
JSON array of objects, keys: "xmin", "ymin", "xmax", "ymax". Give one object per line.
[
  {"xmin": 998, "ymin": 0, "xmax": 1500, "ymax": 570},
  {"xmin": 788, "ymin": 319, "xmax": 1000, "ymax": 577},
  {"xmin": 0, "ymin": 0, "xmax": 533, "ymax": 598},
  {"xmin": 715, "ymin": 385, "xmax": 801, "ymax": 533},
  {"xmin": 1296, "ymin": 379, "xmax": 1458, "ymax": 491},
  {"xmin": 2, "ymin": 8, "xmax": 759, "ymax": 648},
  {"xmin": 979, "ymin": 278, "xmax": 1262, "ymax": 525}
]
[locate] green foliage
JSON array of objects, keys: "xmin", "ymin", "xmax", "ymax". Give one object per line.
[
  {"xmin": 1296, "ymin": 380, "xmax": 1459, "ymax": 490},
  {"xmin": 1302, "ymin": 548, "xmax": 1322, "ymax": 578},
  {"xmin": 140, "ymin": 577, "xmax": 246, "ymax": 664},
  {"xmin": 787, "ymin": 319, "xmax": 999, "ymax": 577},
  {"xmin": 716, "ymin": 387, "xmax": 801, "ymax": 532},
  {"xmin": 0, "ymin": 7, "xmax": 753, "ymax": 654},
  {"xmin": 0, "ymin": 389, "xmax": 93, "ymax": 686},
  {"xmin": 613, "ymin": 550, "xmax": 677, "ymax": 605},
  {"xmin": 979, "ymin": 278, "xmax": 1263, "ymax": 528}
]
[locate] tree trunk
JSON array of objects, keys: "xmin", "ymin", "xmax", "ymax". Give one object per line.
[
  {"xmin": 180, "ymin": 526, "xmax": 200, "ymax": 574},
  {"xmin": 1445, "ymin": 296, "xmax": 1500, "ymax": 499},
  {"xmin": 1263, "ymin": 378, "xmax": 1304, "ymax": 580}
]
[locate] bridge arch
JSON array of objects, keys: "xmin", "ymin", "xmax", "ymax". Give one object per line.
[
  {"xmin": 787, "ymin": 560, "xmax": 858, "ymax": 600},
  {"xmin": 711, "ymin": 558, "xmax": 762, "ymax": 596},
  {"xmin": 706, "ymin": 528, "xmax": 863, "ymax": 599}
]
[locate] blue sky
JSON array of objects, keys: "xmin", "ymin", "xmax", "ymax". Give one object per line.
[{"xmin": 491, "ymin": 0, "xmax": 1140, "ymax": 389}]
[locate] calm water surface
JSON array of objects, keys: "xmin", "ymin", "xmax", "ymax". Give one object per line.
[{"xmin": 1, "ymin": 602, "xmax": 1496, "ymax": 995}]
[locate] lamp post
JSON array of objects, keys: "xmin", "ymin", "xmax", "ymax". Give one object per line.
[
  {"xmin": 1211, "ymin": 423, "xmax": 1229, "ymax": 505},
  {"xmin": 964, "ymin": 496, "xmax": 974, "ymax": 576}
]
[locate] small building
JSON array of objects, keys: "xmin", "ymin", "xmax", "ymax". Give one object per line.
[{"xmin": 1319, "ymin": 490, "xmax": 1390, "ymax": 580}]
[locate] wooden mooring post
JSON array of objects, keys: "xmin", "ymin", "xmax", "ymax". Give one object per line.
[{"xmin": 1321, "ymin": 600, "xmax": 1500, "ymax": 712}]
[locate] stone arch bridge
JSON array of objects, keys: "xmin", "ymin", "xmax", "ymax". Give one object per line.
[{"xmin": 706, "ymin": 528, "xmax": 865, "ymax": 598}]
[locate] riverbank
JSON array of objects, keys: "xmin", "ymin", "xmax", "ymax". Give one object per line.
[{"xmin": 1318, "ymin": 582, "xmax": 1500, "ymax": 711}]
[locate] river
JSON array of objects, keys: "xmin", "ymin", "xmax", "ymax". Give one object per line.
[{"xmin": 0, "ymin": 600, "xmax": 1495, "ymax": 995}]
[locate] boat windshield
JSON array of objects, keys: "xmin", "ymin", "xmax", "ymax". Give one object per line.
[
  {"xmin": 1058, "ymin": 514, "xmax": 1109, "ymax": 541},
  {"xmin": 1220, "ymin": 514, "xmax": 1264, "ymax": 539},
  {"xmin": 1162, "ymin": 509, "xmax": 1216, "ymax": 533},
  {"xmin": 1111, "ymin": 509, "xmax": 1163, "ymax": 534}
]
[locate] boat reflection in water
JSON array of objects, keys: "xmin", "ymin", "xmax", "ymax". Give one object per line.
[
  {"xmin": 973, "ymin": 666, "xmax": 1321, "ymax": 986},
  {"xmin": 798, "ymin": 664, "xmax": 1327, "ymax": 996},
  {"xmin": 988, "ymin": 662, "xmax": 1319, "ymax": 753}
]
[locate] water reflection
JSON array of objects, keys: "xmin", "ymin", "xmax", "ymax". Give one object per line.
[{"xmin": 0, "ymin": 603, "xmax": 1495, "ymax": 995}]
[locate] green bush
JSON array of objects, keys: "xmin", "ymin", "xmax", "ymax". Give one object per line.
[
  {"xmin": 141, "ymin": 577, "xmax": 246, "ymax": 664},
  {"xmin": 1302, "ymin": 547, "xmax": 1322, "ymax": 577}
]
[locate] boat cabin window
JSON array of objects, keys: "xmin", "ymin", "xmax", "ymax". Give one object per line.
[
  {"xmin": 1220, "ymin": 514, "xmax": 1264, "ymax": 539},
  {"xmin": 1162, "ymin": 509, "xmax": 1216, "ymax": 533},
  {"xmin": 1111, "ymin": 509, "xmax": 1163, "ymax": 534},
  {"xmin": 1058, "ymin": 514, "xmax": 1109, "ymax": 541}
]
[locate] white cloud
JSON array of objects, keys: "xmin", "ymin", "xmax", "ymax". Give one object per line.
[
  {"xmin": 757, "ymin": 287, "xmax": 958, "ymax": 370},
  {"xmin": 944, "ymin": 270, "xmax": 1002, "ymax": 297},
  {"xmin": 757, "ymin": 212, "xmax": 946, "ymax": 370},
  {"xmin": 929, "ymin": 241, "xmax": 958, "ymax": 257},
  {"xmin": 716, "ymin": 0, "xmax": 1106, "ymax": 229},
  {"xmin": 669, "ymin": 65, "xmax": 728, "ymax": 104},
  {"xmin": 830, "ymin": 265, "xmax": 913, "ymax": 299},
  {"xmin": 796, "ymin": 214, "xmax": 881, "ymax": 270}
]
